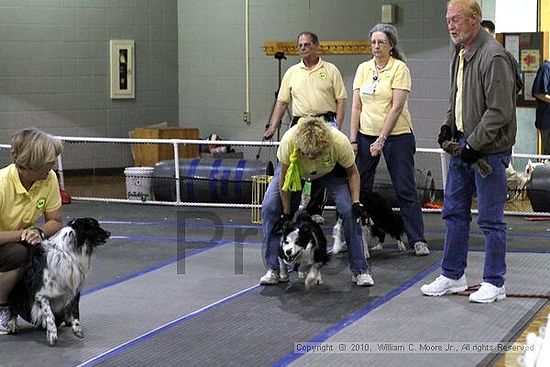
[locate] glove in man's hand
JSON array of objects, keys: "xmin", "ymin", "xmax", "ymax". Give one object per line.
[
  {"xmin": 437, "ymin": 125, "xmax": 452, "ymax": 148},
  {"xmin": 461, "ymin": 144, "xmax": 482, "ymax": 164}
]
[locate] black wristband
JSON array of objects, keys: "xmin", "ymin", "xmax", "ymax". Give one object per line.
[{"xmin": 350, "ymin": 141, "xmax": 358, "ymax": 145}]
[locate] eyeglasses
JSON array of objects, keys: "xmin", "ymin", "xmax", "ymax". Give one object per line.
[{"xmin": 297, "ymin": 42, "xmax": 314, "ymax": 48}]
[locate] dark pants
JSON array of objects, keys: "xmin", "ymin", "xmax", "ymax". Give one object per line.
[
  {"xmin": 355, "ymin": 132, "xmax": 425, "ymax": 246},
  {"xmin": 0, "ymin": 242, "xmax": 28, "ymax": 272},
  {"xmin": 305, "ymin": 182, "xmax": 327, "ymax": 216},
  {"xmin": 540, "ymin": 128, "xmax": 550, "ymax": 155}
]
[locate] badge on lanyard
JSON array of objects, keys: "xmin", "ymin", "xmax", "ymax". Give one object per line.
[
  {"xmin": 361, "ymin": 74, "xmax": 378, "ymax": 95},
  {"xmin": 362, "ymin": 83, "xmax": 376, "ymax": 95}
]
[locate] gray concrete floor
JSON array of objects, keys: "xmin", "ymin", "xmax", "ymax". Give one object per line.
[{"xmin": 2, "ymin": 202, "xmax": 549, "ymax": 367}]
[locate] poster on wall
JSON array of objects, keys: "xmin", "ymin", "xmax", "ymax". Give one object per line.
[
  {"xmin": 504, "ymin": 35, "xmax": 520, "ymax": 63},
  {"xmin": 501, "ymin": 31, "xmax": 546, "ymax": 107},
  {"xmin": 520, "ymin": 49, "xmax": 540, "ymax": 72},
  {"xmin": 523, "ymin": 72, "xmax": 536, "ymax": 101}
]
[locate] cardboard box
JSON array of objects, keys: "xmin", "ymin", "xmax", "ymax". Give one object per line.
[{"xmin": 132, "ymin": 127, "xmax": 200, "ymax": 167}]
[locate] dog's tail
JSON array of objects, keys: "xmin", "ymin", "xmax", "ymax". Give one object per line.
[{"xmin": 25, "ymin": 244, "xmax": 47, "ymax": 290}]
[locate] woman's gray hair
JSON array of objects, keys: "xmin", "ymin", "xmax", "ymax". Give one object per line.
[{"xmin": 370, "ymin": 23, "xmax": 407, "ymax": 63}]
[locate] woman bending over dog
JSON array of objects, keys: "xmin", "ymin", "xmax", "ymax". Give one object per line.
[
  {"xmin": 260, "ymin": 117, "xmax": 373, "ymax": 287},
  {"xmin": 0, "ymin": 128, "xmax": 64, "ymax": 334}
]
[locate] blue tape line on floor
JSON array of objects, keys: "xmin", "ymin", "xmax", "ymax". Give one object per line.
[
  {"xmin": 76, "ymin": 284, "xmax": 260, "ymax": 367},
  {"xmin": 78, "ymin": 259, "xmax": 442, "ymax": 367},
  {"xmin": 81, "ymin": 239, "xmax": 237, "ymax": 296},
  {"xmin": 272, "ymin": 260, "xmax": 443, "ymax": 366}
]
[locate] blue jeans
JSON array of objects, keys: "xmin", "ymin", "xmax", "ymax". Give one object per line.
[
  {"xmin": 441, "ymin": 144, "xmax": 510, "ymax": 287},
  {"xmin": 262, "ymin": 165, "xmax": 368, "ymax": 273},
  {"xmin": 355, "ymin": 132, "xmax": 426, "ymax": 246}
]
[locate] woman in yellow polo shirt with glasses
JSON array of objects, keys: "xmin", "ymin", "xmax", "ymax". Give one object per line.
[
  {"xmin": 350, "ymin": 23, "xmax": 430, "ymax": 257},
  {"xmin": 0, "ymin": 128, "xmax": 64, "ymax": 334}
]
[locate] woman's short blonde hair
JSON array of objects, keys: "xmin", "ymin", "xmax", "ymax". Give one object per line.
[
  {"xmin": 294, "ymin": 117, "xmax": 331, "ymax": 157},
  {"xmin": 11, "ymin": 128, "xmax": 63, "ymax": 170}
]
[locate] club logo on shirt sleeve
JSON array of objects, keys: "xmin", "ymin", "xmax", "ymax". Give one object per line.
[{"xmin": 36, "ymin": 197, "xmax": 46, "ymax": 210}]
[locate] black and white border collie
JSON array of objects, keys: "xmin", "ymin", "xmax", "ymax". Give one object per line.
[
  {"xmin": 8, "ymin": 217, "xmax": 110, "ymax": 346},
  {"xmin": 277, "ymin": 211, "xmax": 329, "ymax": 288},
  {"xmin": 333, "ymin": 192, "xmax": 406, "ymax": 258}
]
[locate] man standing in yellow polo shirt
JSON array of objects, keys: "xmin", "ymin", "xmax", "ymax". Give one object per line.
[
  {"xmin": 0, "ymin": 128, "xmax": 64, "ymax": 334},
  {"xmin": 264, "ymin": 31, "xmax": 347, "ymax": 222}
]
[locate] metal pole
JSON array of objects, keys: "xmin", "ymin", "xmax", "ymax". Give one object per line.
[
  {"xmin": 57, "ymin": 154, "xmax": 65, "ymax": 190},
  {"xmin": 440, "ymin": 150, "xmax": 448, "ymax": 193},
  {"xmin": 173, "ymin": 142, "xmax": 181, "ymax": 204}
]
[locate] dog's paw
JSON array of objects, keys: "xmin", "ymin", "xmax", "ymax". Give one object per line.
[
  {"xmin": 72, "ymin": 323, "xmax": 84, "ymax": 338},
  {"xmin": 305, "ymin": 269, "xmax": 323, "ymax": 288},
  {"xmin": 304, "ymin": 277, "xmax": 323, "ymax": 289},
  {"xmin": 7, "ymin": 319, "xmax": 19, "ymax": 334},
  {"xmin": 47, "ymin": 330, "xmax": 58, "ymax": 346},
  {"xmin": 397, "ymin": 241, "xmax": 407, "ymax": 252},
  {"xmin": 371, "ymin": 244, "xmax": 383, "ymax": 251}
]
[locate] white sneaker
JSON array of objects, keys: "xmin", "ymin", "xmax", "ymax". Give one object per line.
[
  {"xmin": 414, "ymin": 241, "xmax": 430, "ymax": 256},
  {"xmin": 352, "ymin": 271, "xmax": 374, "ymax": 287},
  {"xmin": 420, "ymin": 274, "xmax": 467, "ymax": 296},
  {"xmin": 0, "ymin": 306, "xmax": 10, "ymax": 335},
  {"xmin": 469, "ymin": 282, "xmax": 506, "ymax": 303},
  {"xmin": 260, "ymin": 269, "xmax": 288, "ymax": 285}
]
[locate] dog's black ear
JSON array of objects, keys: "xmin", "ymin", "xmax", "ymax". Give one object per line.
[
  {"xmin": 293, "ymin": 210, "xmax": 310, "ymax": 223},
  {"xmin": 272, "ymin": 214, "xmax": 292, "ymax": 235},
  {"xmin": 296, "ymin": 225, "xmax": 313, "ymax": 246}
]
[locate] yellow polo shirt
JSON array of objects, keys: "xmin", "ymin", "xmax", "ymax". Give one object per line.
[
  {"xmin": 0, "ymin": 164, "xmax": 61, "ymax": 231},
  {"xmin": 278, "ymin": 125, "xmax": 355, "ymax": 180},
  {"xmin": 278, "ymin": 58, "xmax": 347, "ymax": 117},
  {"xmin": 353, "ymin": 57, "xmax": 412, "ymax": 136}
]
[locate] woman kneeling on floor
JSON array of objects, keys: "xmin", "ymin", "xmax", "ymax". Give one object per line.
[{"xmin": 0, "ymin": 128, "xmax": 64, "ymax": 334}]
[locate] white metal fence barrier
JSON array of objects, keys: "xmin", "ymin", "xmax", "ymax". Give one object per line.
[{"xmin": 1, "ymin": 137, "xmax": 550, "ymax": 217}]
